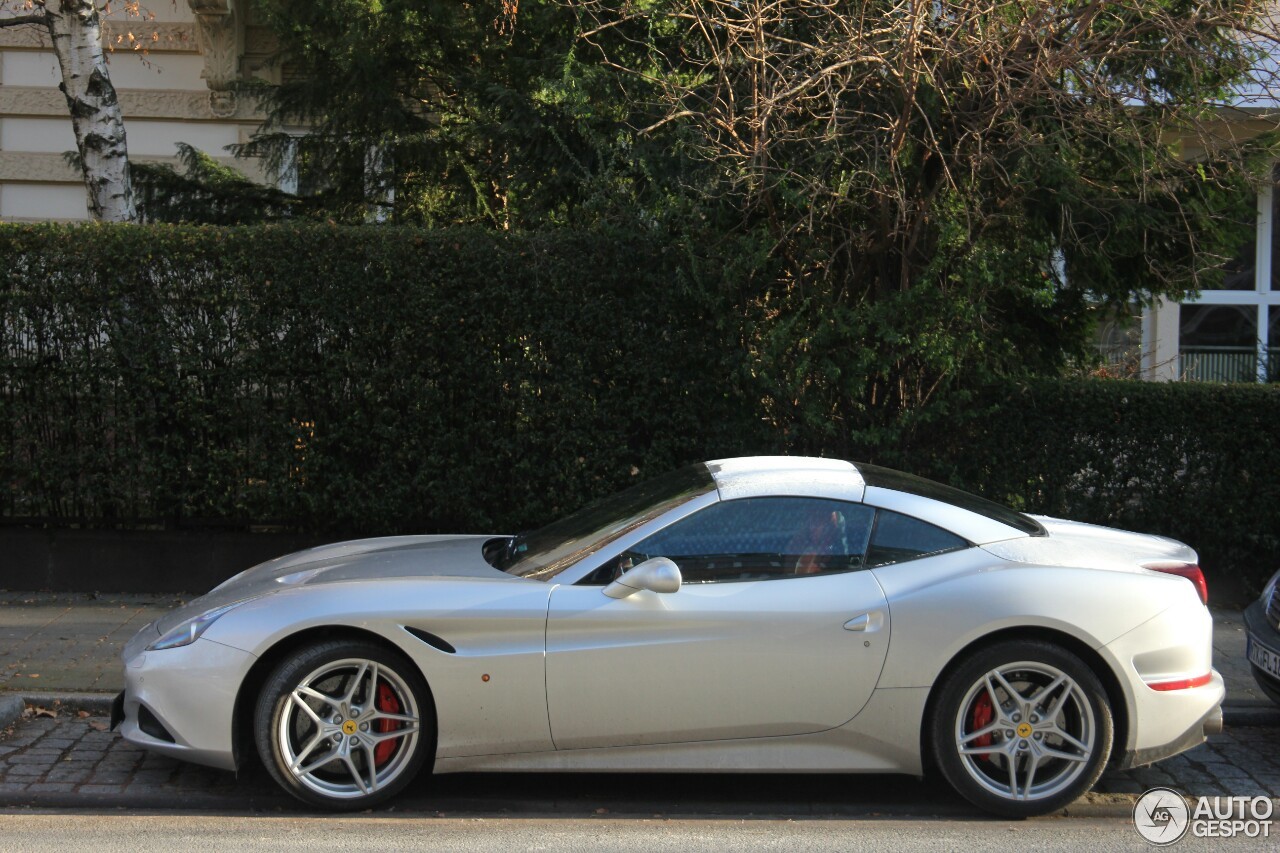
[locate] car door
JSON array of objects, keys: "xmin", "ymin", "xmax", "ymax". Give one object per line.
[{"xmin": 544, "ymin": 496, "xmax": 891, "ymax": 750}]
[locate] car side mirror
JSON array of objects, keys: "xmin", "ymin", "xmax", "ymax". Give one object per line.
[{"xmin": 602, "ymin": 557, "xmax": 682, "ymax": 599}]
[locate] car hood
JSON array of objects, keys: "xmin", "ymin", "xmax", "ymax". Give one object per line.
[
  {"xmin": 983, "ymin": 515, "xmax": 1197, "ymax": 572},
  {"xmin": 156, "ymin": 535, "xmax": 513, "ymax": 636}
]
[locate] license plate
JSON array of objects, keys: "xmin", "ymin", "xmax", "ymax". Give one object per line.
[{"xmin": 1248, "ymin": 636, "xmax": 1280, "ymax": 680}]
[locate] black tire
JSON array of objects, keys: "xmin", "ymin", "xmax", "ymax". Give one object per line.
[
  {"xmin": 255, "ymin": 639, "xmax": 435, "ymax": 809},
  {"xmin": 1252, "ymin": 664, "xmax": 1280, "ymax": 707},
  {"xmin": 930, "ymin": 639, "xmax": 1113, "ymax": 818}
]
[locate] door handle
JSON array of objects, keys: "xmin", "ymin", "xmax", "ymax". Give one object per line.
[{"xmin": 844, "ymin": 611, "xmax": 884, "ymax": 632}]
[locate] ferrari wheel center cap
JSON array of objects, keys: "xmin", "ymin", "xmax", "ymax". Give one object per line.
[
  {"xmin": 1016, "ymin": 722, "xmax": 1033, "ymax": 738},
  {"xmin": 341, "ymin": 720, "xmax": 357, "ymax": 735}
]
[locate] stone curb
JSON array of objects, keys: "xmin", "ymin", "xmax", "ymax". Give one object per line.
[
  {"xmin": 0, "ymin": 694, "xmax": 23, "ymax": 729},
  {"xmin": 23, "ymin": 692, "xmax": 116, "ymax": 715},
  {"xmin": 0, "ymin": 692, "xmax": 115, "ymax": 716},
  {"xmin": 0, "ymin": 789, "xmax": 1135, "ymax": 819},
  {"xmin": 0, "ymin": 790, "xmax": 294, "ymax": 814},
  {"xmin": 1223, "ymin": 705, "xmax": 1280, "ymax": 727}
]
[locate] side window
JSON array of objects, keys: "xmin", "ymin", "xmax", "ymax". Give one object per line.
[
  {"xmin": 604, "ymin": 497, "xmax": 876, "ymax": 584},
  {"xmin": 865, "ymin": 508, "xmax": 967, "ymax": 567}
]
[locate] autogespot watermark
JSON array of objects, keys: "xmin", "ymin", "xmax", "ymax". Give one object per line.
[{"xmin": 1133, "ymin": 787, "xmax": 1275, "ymax": 845}]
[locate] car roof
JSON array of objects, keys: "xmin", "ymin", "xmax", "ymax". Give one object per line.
[
  {"xmin": 707, "ymin": 456, "xmax": 864, "ymax": 501},
  {"xmin": 704, "ymin": 456, "xmax": 1031, "ymax": 545}
]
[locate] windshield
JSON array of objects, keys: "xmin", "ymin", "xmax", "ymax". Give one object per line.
[{"xmin": 495, "ymin": 463, "xmax": 716, "ymax": 581}]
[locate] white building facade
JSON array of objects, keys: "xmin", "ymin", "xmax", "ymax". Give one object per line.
[{"xmin": 0, "ymin": 0, "xmax": 279, "ymax": 221}]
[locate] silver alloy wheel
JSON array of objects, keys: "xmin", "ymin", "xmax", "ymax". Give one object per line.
[
  {"xmin": 953, "ymin": 660, "xmax": 1096, "ymax": 802},
  {"xmin": 275, "ymin": 657, "xmax": 421, "ymax": 800}
]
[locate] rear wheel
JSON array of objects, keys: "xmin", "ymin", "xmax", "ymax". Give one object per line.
[
  {"xmin": 255, "ymin": 640, "xmax": 434, "ymax": 809},
  {"xmin": 931, "ymin": 640, "xmax": 1113, "ymax": 817}
]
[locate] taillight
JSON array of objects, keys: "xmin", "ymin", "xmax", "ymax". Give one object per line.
[{"xmin": 1148, "ymin": 563, "xmax": 1209, "ymax": 605}]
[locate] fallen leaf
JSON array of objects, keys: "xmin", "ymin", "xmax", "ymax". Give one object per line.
[
  {"xmin": 88, "ymin": 721, "xmax": 108, "ymax": 732},
  {"xmin": 77, "ymin": 710, "xmax": 91, "ymax": 718},
  {"xmin": 30, "ymin": 706, "xmax": 56, "ymax": 718}
]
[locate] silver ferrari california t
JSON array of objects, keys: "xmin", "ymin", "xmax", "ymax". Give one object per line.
[{"xmin": 113, "ymin": 457, "xmax": 1223, "ymax": 817}]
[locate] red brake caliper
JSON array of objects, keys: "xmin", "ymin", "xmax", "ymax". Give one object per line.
[
  {"xmin": 970, "ymin": 693, "xmax": 994, "ymax": 762},
  {"xmin": 374, "ymin": 681, "xmax": 401, "ymax": 767}
]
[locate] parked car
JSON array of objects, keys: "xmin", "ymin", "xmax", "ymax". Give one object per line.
[
  {"xmin": 1245, "ymin": 569, "xmax": 1280, "ymax": 707},
  {"xmin": 112, "ymin": 457, "xmax": 1222, "ymax": 817}
]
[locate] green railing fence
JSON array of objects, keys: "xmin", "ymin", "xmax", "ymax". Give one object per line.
[{"xmin": 1179, "ymin": 346, "xmax": 1279, "ymax": 382}]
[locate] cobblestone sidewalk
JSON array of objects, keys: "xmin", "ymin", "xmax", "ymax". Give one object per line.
[
  {"xmin": 0, "ymin": 708, "xmax": 1277, "ymax": 814},
  {"xmin": 0, "ymin": 708, "xmax": 284, "ymax": 809}
]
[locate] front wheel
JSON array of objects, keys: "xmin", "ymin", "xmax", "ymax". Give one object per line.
[
  {"xmin": 255, "ymin": 640, "xmax": 434, "ymax": 809},
  {"xmin": 931, "ymin": 640, "xmax": 1113, "ymax": 817}
]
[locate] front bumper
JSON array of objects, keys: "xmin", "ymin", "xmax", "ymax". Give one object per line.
[
  {"xmin": 1244, "ymin": 600, "xmax": 1280, "ymax": 686},
  {"xmin": 116, "ymin": 631, "xmax": 257, "ymax": 772}
]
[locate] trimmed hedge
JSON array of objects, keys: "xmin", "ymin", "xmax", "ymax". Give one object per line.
[
  {"xmin": 1, "ymin": 223, "xmax": 1277, "ymax": 591},
  {"xmin": 0, "ymin": 222, "xmax": 767, "ymax": 533},
  {"xmin": 910, "ymin": 380, "xmax": 1280, "ymax": 595}
]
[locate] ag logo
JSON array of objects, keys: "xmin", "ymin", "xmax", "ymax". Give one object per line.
[{"xmin": 1134, "ymin": 787, "xmax": 1190, "ymax": 845}]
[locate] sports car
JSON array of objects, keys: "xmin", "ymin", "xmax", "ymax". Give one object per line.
[
  {"xmin": 1245, "ymin": 569, "xmax": 1280, "ymax": 707},
  {"xmin": 113, "ymin": 457, "xmax": 1223, "ymax": 817}
]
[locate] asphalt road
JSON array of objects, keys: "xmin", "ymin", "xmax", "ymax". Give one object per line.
[{"xmin": 0, "ymin": 812, "xmax": 1273, "ymax": 852}]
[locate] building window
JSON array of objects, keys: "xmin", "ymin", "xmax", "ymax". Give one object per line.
[
  {"xmin": 1167, "ymin": 170, "xmax": 1280, "ymax": 383},
  {"xmin": 1179, "ymin": 305, "xmax": 1258, "ymax": 381},
  {"xmin": 1272, "ymin": 306, "xmax": 1280, "ymax": 382}
]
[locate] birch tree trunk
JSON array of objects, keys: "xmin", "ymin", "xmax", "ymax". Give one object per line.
[{"xmin": 44, "ymin": 0, "xmax": 136, "ymax": 221}]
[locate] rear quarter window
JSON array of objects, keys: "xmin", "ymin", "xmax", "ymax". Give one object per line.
[{"xmin": 865, "ymin": 508, "xmax": 968, "ymax": 567}]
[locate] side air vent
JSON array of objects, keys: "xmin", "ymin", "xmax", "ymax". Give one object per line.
[
  {"xmin": 403, "ymin": 626, "xmax": 457, "ymax": 654},
  {"xmin": 137, "ymin": 704, "xmax": 176, "ymax": 743}
]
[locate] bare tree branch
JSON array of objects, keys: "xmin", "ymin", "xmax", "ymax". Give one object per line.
[
  {"xmin": 568, "ymin": 0, "xmax": 1280, "ymax": 413},
  {"xmin": 0, "ymin": 13, "xmax": 48, "ymax": 27}
]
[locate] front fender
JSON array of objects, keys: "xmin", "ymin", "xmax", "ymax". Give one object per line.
[{"xmin": 204, "ymin": 577, "xmax": 556, "ymax": 758}]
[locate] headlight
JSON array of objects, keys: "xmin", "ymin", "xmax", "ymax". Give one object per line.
[
  {"xmin": 1263, "ymin": 569, "xmax": 1280, "ymax": 604},
  {"xmin": 146, "ymin": 600, "xmax": 251, "ymax": 651}
]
